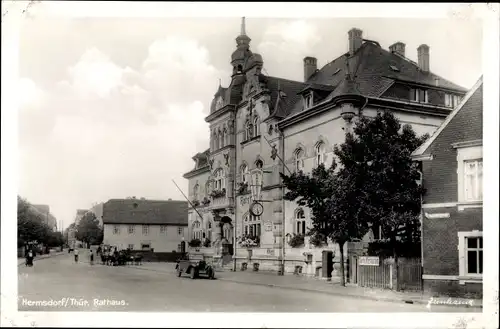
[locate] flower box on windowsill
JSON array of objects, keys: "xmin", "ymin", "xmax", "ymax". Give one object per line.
[
  {"xmin": 201, "ymin": 197, "xmax": 211, "ymax": 206},
  {"xmin": 237, "ymin": 235, "xmax": 260, "ymax": 248},
  {"xmin": 210, "ymin": 188, "xmax": 226, "ymax": 199},
  {"xmin": 191, "ymin": 199, "xmax": 200, "ymax": 207}
]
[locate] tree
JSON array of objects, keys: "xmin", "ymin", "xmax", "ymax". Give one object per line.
[
  {"xmin": 281, "ymin": 111, "xmax": 427, "ymax": 288},
  {"xmin": 75, "ymin": 212, "xmax": 102, "ymax": 247},
  {"xmin": 333, "ymin": 111, "xmax": 427, "ymax": 289},
  {"xmin": 17, "ymin": 196, "xmax": 51, "ymax": 247},
  {"xmin": 281, "ymin": 162, "xmax": 370, "ymax": 286}
]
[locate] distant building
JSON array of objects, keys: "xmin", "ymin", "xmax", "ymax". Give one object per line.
[
  {"xmin": 412, "ymin": 76, "xmax": 483, "ymax": 298},
  {"xmin": 74, "ymin": 209, "xmax": 88, "ymax": 226},
  {"xmin": 86, "ymin": 202, "xmax": 104, "ymax": 226},
  {"xmin": 32, "ymin": 204, "xmax": 57, "ymax": 232},
  {"xmin": 102, "ymin": 199, "xmax": 189, "ymax": 252}
]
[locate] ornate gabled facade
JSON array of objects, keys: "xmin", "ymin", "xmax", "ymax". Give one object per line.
[{"xmin": 184, "ymin": 18, "xmax": 468, "ymax": 274}]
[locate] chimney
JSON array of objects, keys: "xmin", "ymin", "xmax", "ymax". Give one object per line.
[
  {"xmin": 348, "ymin": 28, "xmax": 363, "ymax": 55},
  {"xmin": 417, "ymin": 44, "xmax": 430, "ymax": 72},
  {"xmin": 389, "ymin": 42, "xmax": 406, "ymax": 57},
  {"xmin": 303, "ymin": 56, "xmax": 317, "ymax": 81}
]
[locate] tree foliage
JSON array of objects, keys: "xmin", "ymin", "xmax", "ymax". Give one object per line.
[
  {"xmin": 280, "ymin": 111, "xmax": 428, "ymax": 287},
  {"xmin": 75, "ymin": 212, "xmax": 103, "ymax": 246},
  {"xmin": 17, "ymin": 196, "xmax": 63, "ymax": 249}
]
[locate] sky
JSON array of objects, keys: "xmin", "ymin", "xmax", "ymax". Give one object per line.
[{"xmin": 15, "ymin": 6, "xmax": 483, "ymax": 230}]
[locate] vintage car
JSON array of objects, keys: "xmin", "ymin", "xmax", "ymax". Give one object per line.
[{"xmin": 175, "ymin": 253, "xmax": 215, "ymax": 279}]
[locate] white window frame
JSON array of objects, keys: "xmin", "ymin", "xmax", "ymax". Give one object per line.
[
  {"xmin": 214, "ymin": 168, "xmax": 225, "ymax": 190},
  {"xmin": 127, "ymin": 244, "xmax": 134, "ymax": 250},
  {"xmin": 178, "ymin": 227, "xmax": 184, "ymax": 236},
  {"xmin": 142, "ymin": 225, "xmax": 149, "ymax": 236},
  {"xmin": 253, "ymin": 117, "xmax": 260, "ymax": 137},
  {"xmin": 303, "ymin": 93, "xmax": 313, "ymax": 109},
  {"xmin": 315, "ymin": 142, "xmax": 326, "ymax": 167},
  {"xmin": 113, "ymin": 225, "xmax": 120, "ymax": 235},
  {"xmin": 160, "ymin": 225, "xmax": 167, "ymax": 234},
  {"xmin": 456, "ymin": 146, "xmax": 483, "ymax": 203},
  {"xmin": 457, "ymin": 231, "xmax": 483, "ymax": 284},
  {"xmin": 127, "ymin": 225, "xmax": 134, "ymax": 234},
  {"xmin": 295, "ymin": 208, "xmax": 307, "ymax": 235},
  {"xmin": 243, "ymin": 213, "xmax": 261, "ymax": 237},
  {"xmin": 294, "ymin": 148, "xmax": 305, "ymax": 172}
]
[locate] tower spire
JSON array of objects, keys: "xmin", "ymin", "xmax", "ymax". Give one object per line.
[{"xmin": 240, "ymin": 17, "xmax": 246, "ymax": 36}]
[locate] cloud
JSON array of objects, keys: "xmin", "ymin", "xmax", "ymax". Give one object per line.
[
  {"xmin": 257, "ymin": 20, "xmax": 321, "ymax": 81},
  {"xmin": 18, "ymin": 36, "xmax": 224, "ymax": 223}
]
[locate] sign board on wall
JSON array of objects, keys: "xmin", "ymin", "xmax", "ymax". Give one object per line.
[{"xmin": 359, "ymin": 256, "xmax": 380, "ymax": 266}]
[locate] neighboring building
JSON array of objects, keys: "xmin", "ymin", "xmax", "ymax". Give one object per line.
[
  {"xmin": 32, "ymin": 204, "xmax": 57, "ymax": 232},
  {"xmin": 74, "ymin": 209, "xmax": 88, "ymax": 226},
  {"xmin": 102, "ymin": 198, "xmax": 189, "ymax": 252},
  {"xmin": 184, "ymin": 18, "xmax": 468, "ymax": 273},
  {"xmin": 86, "ymin": 202, "xmax": 104, "ymax": 227},
  {"xmin": 412, "ymin": 76, "xmax": 483, "ymax": 298}
]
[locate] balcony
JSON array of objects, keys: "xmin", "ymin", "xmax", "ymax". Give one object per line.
[{"xmin": 209, "ymin": 188, "xmax": 231, "ymax": 209}]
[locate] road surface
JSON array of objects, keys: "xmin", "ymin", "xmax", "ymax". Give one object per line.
[{"xmin": 17, "ymin": 252, "xmax": 477, "ymax": 312}]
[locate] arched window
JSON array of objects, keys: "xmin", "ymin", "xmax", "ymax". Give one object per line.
[
  {"xmin": 255, "ymin": 159, "xmax": 263, "ymax": 169},
  {"xmin": 245, "ymin": 120, "xmax": 253, "ymax": 141},
  {"xmin": 214, "ymin": 169, "xmax": 225, "ymax": 190},
  {"xmin": 240, "ymin": 164, "xmax": 249, "ymax": 183},
  {"xmin": 295, "ymin": 208, "xmax": 306, "ymax": 235},
  {"xmin": 192, "ymin": 220, "xmax": 202, "ymax": 240},
  {"xmin": 193, "ymin": 184, "xmax": 199, "ymax": 200},
  {"xmin": 223, "ymin": 127, "xmax": 229, "ymax": 146},
  {"xmin": 315, "ymin": 142, "xmax": 326, "ymax": 166},
  {"xmin": 295, "ymin": 148, "xmax": 305, "ymax": 172},
  {"xmin": 253, "ymin": 117, "xmax": 260, "ymax": 137},
  {"xmin": 218, "ymin": 130, "xmax": 224, "ymax": 148},
  {"xmin": 243, "ymin": 213, "xmax": 261, "ymax": 237}
]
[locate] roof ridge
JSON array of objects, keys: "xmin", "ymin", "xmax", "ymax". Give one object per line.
[
  {"xmin": 412, "ymin": 75, "xmax": 483, "ymax": 157},
  {"xmin": 267, "ymin": 75, "xmax": 306, "ymax": 85}
]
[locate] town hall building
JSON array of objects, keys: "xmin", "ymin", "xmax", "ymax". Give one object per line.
[{"xmin": 183, "ymin": 18, "xmax": 467, "ymax": 274}]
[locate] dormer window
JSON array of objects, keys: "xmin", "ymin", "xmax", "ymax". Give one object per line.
[
  {"xmin": 410, "ymin": 88, "xmax": 429, "ymax": 103},
  {"xmin": 303, "ymin": 93, "xmax": 313, "ymax": 109},
  {"xmin": 445, "ymin": 94, "xmax": 461, "ymax": 108}
]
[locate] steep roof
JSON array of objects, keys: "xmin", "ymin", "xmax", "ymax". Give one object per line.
[
  {"xmin": 102, "ymin": 199, "xmax": 188, "ymax": 225},
  {"xmin": 266, "ymin": 76, "xmax": 308, "ymax": 119},
  {"xmin": 412, "ymin": 76, "xmax": 483, "ymax": 157},
  {"xmin": 270, "ymin": 40, "xmax": 467, "ymax": 120}
]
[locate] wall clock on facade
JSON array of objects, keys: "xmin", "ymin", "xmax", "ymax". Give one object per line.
[{"xmin": 250, "ymin": 201, "xmax": 264, "ymax": 217}]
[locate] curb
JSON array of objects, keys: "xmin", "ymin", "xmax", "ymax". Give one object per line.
[{"xmin": 18, "ymin": 252, "xmax": 66, "ymax": 267}]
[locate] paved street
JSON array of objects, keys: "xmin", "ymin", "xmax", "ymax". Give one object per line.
[{"xmin": 18, "ymin": 252, "xmax": 478, "ymax": 312}]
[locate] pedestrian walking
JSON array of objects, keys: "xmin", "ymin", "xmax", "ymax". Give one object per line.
[
  {"xmin": 89, "ymin": 249, "xmax": 94, "ymax": 265},
  {"xmin": 25, "ymin": 249, "xmax": 34, "ymax": 267},
  {"xmin": 74, "ymin": 248, "xmax": 79, "ymax": 263}
]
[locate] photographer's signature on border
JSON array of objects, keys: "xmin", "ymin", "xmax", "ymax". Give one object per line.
[{"xmin": 427, "ymin": 296, "xmax": 475, "ymax": 308}]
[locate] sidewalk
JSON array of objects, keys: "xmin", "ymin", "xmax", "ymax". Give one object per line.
[
  {"xmin": 128, "ymin": 261, "xmax": 482, "ymax": 309},
  {"xmin": 17, "ymin": 250, "xmax": 66, "ymax": 266}
]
